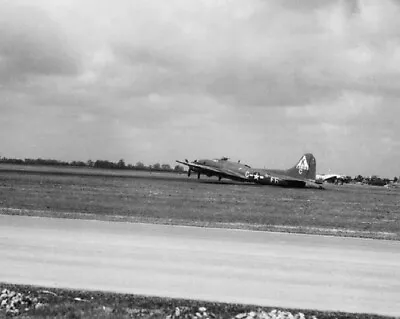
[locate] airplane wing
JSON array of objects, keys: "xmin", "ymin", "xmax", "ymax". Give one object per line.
[
  {"xmin": 176, "ymin": 160, "xmax": 247, "ymax": 181},
  {"xmin": 176, "ymin": 160, "xmax": 224, "ymax": 175}
]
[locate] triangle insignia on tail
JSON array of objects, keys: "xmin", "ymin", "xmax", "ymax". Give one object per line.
[{"xmin": 296, "ymin": 156, "xmax": 309, "ymax": 175}]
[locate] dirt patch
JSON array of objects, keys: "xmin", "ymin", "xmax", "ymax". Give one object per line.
[{"xmin": 0, "ymin": 283, "xmax": 392, "ymax": 319}]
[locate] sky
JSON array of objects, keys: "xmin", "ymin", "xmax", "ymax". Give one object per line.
[{"xmin": 0, "ymin": 0, "xmax": 399, "ymax": 177}]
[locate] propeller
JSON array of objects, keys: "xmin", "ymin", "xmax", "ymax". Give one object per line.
[{"xmin": 187, "ymin": 158, "xmax": 194, "ymax": 177}]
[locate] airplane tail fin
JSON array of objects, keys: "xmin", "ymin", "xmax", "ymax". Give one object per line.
[{"xmin": 286, "ymin": 153, "xmax": 316, "ymax": 180}]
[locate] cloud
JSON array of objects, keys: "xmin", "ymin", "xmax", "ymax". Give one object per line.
[
  {"xmin": 0, "ymin": 2, "xmax": 81, "ymax": 84},
  {"xmin": 89, "ymin": 0, "xmax": 400, "ymax": 108},
  {"xmin": 286, "ymin": 91, "xmax": 380, "ymax": 124}
]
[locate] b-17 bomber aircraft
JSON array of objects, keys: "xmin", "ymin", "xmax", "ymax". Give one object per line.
[{"xmin": 176, "ymin": 153, "xmax": 323, "ymax": 189}]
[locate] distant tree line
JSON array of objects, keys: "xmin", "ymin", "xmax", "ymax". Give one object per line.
[
  {"xmin": 351, "ymin": 175, "xmax": 396, "ymax": 186},
  {"xmin": 0, "ymin": 156, "xmax": 398, "ymax": 184},
  {"xmin": 329, "ymin": 175, "xmax": 398, "ymax": 186},
  {"xmin": 0, "ymin": 157, "xmax": 185, "ymax": 173}
]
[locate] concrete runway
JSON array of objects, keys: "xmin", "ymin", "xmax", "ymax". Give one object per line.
[{"xmin": 0, "ymin": 215, "xmax": 399, "ymax": 316}]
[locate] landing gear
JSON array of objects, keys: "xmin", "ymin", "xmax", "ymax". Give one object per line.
[
  {"xmin": 197, "ymin": 172, "xmax": 201, "ymax": 179},
  {"xmin": 218, "ymin": 176, "xmax": 222, "ymax": 181}
]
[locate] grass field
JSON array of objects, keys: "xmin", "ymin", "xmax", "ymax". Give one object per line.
[{"xmin": 1, "ymin": 164, "xmax": 399, "ymax": 240}]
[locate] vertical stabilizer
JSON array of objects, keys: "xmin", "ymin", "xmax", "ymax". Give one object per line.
[{"xmin": 286, "ymin": 153, "xmax": 316, "ymax": 180}]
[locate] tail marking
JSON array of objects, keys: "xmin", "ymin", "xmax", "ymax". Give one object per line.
[{"xmin": 296, "ymin": 155, "xmax": 309, "ymax": 175}]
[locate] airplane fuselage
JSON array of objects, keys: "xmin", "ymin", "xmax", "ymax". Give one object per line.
[{"xmin": 194, "ymin": 159, "xmax": 303, "ymax": 187}]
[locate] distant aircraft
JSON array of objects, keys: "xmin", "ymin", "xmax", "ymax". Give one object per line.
[
  {"xmin": 385, "ymin": 182, "xmax": 400, "ymax": 189},
  {"xmin": 176, "ymin": 153, "xmax": 323, "ymax": 189},
  {"xmin": 316, "ymin": 174, "xmax": 348, "ymax": 184}
]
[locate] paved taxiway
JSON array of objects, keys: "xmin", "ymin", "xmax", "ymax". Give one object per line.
[{"xmin": 1, "ymin": 215, "xmax": 399, "ymax": 316}]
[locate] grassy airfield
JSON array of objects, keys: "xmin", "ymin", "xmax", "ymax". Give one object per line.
[{"xmin": 0, "ymin": 164, "xmax": 399, "ymax": 240}]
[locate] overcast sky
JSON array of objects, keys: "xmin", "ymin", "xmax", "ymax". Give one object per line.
[{"xmin": 1, "ymin": 0, "xmax": 399, "ymax": 177}]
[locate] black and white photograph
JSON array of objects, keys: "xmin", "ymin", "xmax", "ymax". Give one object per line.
[{"xmin": 0, "ymin": 0, "xmax": 399, "ymax": 318}]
